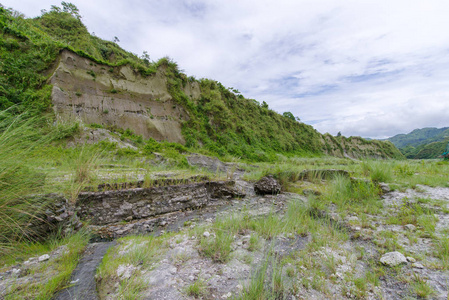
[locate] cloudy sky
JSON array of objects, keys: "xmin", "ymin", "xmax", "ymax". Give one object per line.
[{"xmin": 4, "ymin": 0, "xmax": 449, "ymax": 138}]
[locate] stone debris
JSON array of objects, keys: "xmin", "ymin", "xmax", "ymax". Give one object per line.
[
  {"xmin": 38, "ymin": 254, "xmax": 50, "ymax": 262},
  {"xmin": 380, "ymin": 251, "xmax": 407, "ymax": 267},
  {"xmin": 412, "ymin": 263, "xmax": 424, "ymax": 269},
  {"xmin": 406, "ymin": 256, "xmax": 416, "ymax": 263},
  {"xmin": 404, "ymin": 224, "xmax": 416, "ymax": 231}
]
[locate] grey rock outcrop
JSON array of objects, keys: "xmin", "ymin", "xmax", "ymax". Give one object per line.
[
  {"xmin": 76, "ymin": 181, "xmax": 245, "ymax": 226},
  {"xmin": 254, "ymin": 175, "xmax": 281, "ymax": 195},
  {"xmin": 25, "ymin": 193, "xmax": 81, "ymax": 240}
]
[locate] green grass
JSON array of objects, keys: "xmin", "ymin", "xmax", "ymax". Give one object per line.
[
  {"xmin": 361, "ymin": 160, "xmax": 393, "ymax": 182},
  {"xmin": 198, "ymin": 227, "xmax": 234, "ymax": 263},
  {"xmin": 411, "ymin": 273, "xmax": 436, "ymax": 299},
  {"xmin": 0, "ymin": 111, "xmax": 83, "ymax": 253},
  {"xmin": 236, "ymin": 253, "xmax": 286, "ymax": 300},
  {"xmin": 433, "ymin": 236, "xmax": 449, "ymax": 269},
  {"xmin": 386, "ymin": 200, "xmax": 438, "ymax": 232},
  {"xmin": 323, "ymin": 175, "xmax": 383, "ymax": 214},
  {"xmin": 186, "ymin": 277, "xmax": 207, "ymax": 298}
]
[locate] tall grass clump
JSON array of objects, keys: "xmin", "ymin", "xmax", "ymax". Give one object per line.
[
  {"xmin": 236, "ymin": 252, "xmax": 285, "ymax": 300},
  {"xmin": 0, "ymin": 110, "xmax": 84, "ymax": 255},
  {"xmin": 325, "ymin": 175, "xmax": 382, "ymax": 213},
  {"xmin": 361, "ymin": 160, "xmax": 393, "ymax": 183},
  {"xmin": 433, "ymin": 237, "xmax": 449, "ymax": 269},
  {"xmin": 0, "ymin": 111, "xmax": 53, "ymax": 253},
  {"xmin": 65, "ymin": 145, "xmax": 102, "ymax": 203}
]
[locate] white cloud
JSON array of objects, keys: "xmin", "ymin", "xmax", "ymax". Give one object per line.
[{"xmin": 3, "ymin": 0, "xmax": 449, "ymax": 138}]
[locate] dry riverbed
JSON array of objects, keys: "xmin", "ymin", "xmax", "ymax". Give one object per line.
[{"xmin": 1, "ymin": 164, "xmax": 449, "ymax": 299}]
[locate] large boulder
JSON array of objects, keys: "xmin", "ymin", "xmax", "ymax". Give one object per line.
[{"xmin": 254, "ymin": 175, "xmax": 281, "ymax": 195}]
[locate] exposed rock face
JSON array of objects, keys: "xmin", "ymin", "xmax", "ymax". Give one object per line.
[
  {"xmin": 380, "ymin": 251, "xmax": 407, "ymax": 267},
  {"xmin": 66, "ymin": 127, "xmax": 137, "ymax": 149},
  {"xmin": 76, "ymin": 181, "xmax": 245, "ymax": 226},
  {"xmin": 25, "ymin": 193, "xmax": 81, "ymax": 240},
  {"xmin": 254, "ymin": 175, "xmax": 281, "ymax": 195},
  {"xmin": 50, "ymin": 50, "xmax": 201, "ymax": 144}
]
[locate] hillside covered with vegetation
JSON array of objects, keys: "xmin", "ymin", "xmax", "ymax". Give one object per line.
[
  {"xmin": 0, "ymin": 3, "xmax": 402, "ymax": 161},
  {"xmin": 387, "ymin": 127, "xmax": 449, "ymax": 159}
]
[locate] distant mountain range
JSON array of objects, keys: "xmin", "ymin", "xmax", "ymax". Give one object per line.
[{"xmin": 385, "ymin": 127, "xmax": 449, "ymax": 159}]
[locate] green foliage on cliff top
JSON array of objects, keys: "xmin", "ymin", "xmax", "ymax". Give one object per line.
[
  {"xmin": 171, "ymin": 76, "xmax": 324, "ymax": 161},
  {"xmin": 0, "ymin": 4, "xmax": 156, "ymax": 112}
]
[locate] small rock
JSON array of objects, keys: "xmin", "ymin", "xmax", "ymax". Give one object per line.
[
  {"xmin": 380, "ymin": 251, "xmax": 407, "ymax": 267},
  {"xmin": 348, "ymin": 216, "xmax": 359, "ymax": 222},
  {"xmin": 221, "ymin": 292, "xmax": 232, "ymax": 299},
  {"xmin": 23, "ymin": 257, "xmax": 37, "ymax": 266},
  {"xmin": 412, "ymin": 263, "xmax": 424, "ymax": 269},
  {"xmin": 38, "ymin": 254, "xmax": 50, "ymax": 262},
  {"xmin": 404, "ymin": 224, "xmax": 416, "ymax": 232},
  {"xmin": 12, "ymin": 268, "xmax": 21, "ymax": 275},
  {"xmin": 406, "ymin": 256, "xmax": 416, "ymax": 263},
  {"xmin": 354, "ymin": 226, "xmax": 361, "ymax": 231},
  {"xmin": 203, "ymin": 231, "xmax": 211, "ymax": 238},
  {"xmin": 236, "ymin": 284, "xmax": 243, "ymax": 290},
  {"xmin": 70, "ymin": 279, "xmax": 79, "ymax": 284},
  {"xmin": 188, "ymin": 275, "xmax": 195, "ymax": 281}
]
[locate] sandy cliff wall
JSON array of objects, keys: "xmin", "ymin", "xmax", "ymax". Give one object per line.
[{"xmin": 50, "ymin": 49, "xmax": 201, "ymax": 144}]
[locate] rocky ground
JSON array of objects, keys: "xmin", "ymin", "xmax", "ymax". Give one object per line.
[{"xmin": 1, "ymin": 162, "xmax": 449, "ymax": 299}]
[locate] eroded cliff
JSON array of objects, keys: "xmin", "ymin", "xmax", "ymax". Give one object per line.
[{"xmin": 50, "ymin": 50, "xmax": 200, "ymax": 144}]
